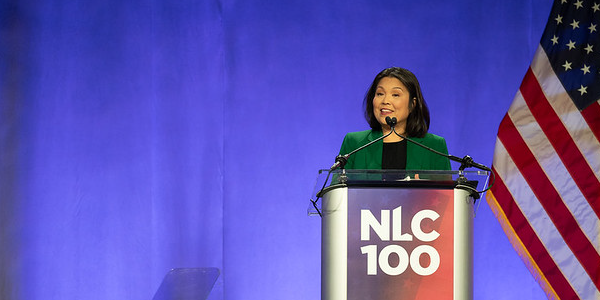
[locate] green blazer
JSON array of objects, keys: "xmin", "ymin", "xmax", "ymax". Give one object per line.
[{"xmin": 338, "ymin": 130, "xmax": 451, "ymax": 170}]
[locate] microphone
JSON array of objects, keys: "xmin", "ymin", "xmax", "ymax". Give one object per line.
[
  {"xmin": 330, "ymin": 117, "xmax": 397, "ymax": 171},
  {"xmin": 385, "ymin": 116, "xmax": 397, "ymax": 127},
  {"xmin": 387, "ymin": 117, "xmax": 491, "ymax": 172}
]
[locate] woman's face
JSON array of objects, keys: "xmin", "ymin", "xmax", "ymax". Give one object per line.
[{"xmin": 372, "ymin": 76, "xmax": 413, "ymax": 132}]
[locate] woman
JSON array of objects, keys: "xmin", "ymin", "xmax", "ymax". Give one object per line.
[{"xmin": 338, "ymin": 67, "xmax": 451, "ymax": 170}]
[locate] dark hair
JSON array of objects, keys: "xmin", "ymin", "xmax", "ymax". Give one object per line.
[{"xmin": 363, "ymin": 67, "xmax": 430, "ymax": 138}]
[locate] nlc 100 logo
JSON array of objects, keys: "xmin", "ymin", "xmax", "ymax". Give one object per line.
[{"xmin": 360, "ymin": 206, "xmax": 440, "ymax": 276}]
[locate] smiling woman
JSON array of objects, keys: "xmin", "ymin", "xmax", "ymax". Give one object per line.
[
  {"xmin": 373, "ymin": 77, "xmax": 413, "ymax": 142},
  {"xmin": 338, "ymin": 67, "xmax": 451, "ymax": 170}
]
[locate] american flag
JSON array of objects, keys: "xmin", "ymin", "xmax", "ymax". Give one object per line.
[{"xmin": 486, "ymin": 0, "xmax": 600, "ymax": 299}]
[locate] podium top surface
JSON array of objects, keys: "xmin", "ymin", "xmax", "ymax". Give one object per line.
[
  {"xmin": 309, "ymin": 169, "xmax": 491, "ymax": 215},
  {"xmin": 317, "ymin": 169, "xmax": 489, "ymax": 186},
  {"xmin": 317, "ymin": 169, "xmax": 489, "ymax": 177}
]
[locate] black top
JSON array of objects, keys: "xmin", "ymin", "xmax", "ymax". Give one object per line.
[{"xmin": 382, "ymin": 139, "xmax": 407, "ymax": 169}]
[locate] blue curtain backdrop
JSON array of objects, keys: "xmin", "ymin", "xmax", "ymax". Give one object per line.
[{"xmin": 1, "ymin": 0, "xmax": 551, "ymax": 299}]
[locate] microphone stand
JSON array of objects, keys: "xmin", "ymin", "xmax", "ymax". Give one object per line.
[
  {"xmin": 330, "ymin": 130, "xmax": 395, "ymax": 171},
  {"xmin": 314, "ymin": 117, "xmax": 494, "ymax": 216},
  {"xmin": 390, "ymin": 127, "xmax": 491, "ymax": 172},
  {"xmin": 330, "ymin": 127, "xmax": 396, "ymax": 183},
  {"xmin": 388, "ymin": 118, "xmax": 492, "ymax": 199},
  {"xmin": 312, "ymin": 123, "xmax": 398, "ymax": 216}
]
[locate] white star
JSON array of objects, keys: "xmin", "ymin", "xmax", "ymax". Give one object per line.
[
  {"xmin": 551, "ymin": 35, "xmax": 559, "ymax": 45},
  {"xmin": 593, "ymin": 3, "xmax": 600, "ymax": 12},
  {"xmin": 578, "ymin": 85, "xmax": 587, "ymax": 95},
  {"xmin": 561, "ymin": 0, "xmax": 567, "ymax": 3},
  {"xmin": 570, "ymin": 20, "xmax": 580, "ymax": 29},
  {"xmin": 555, "ymin": 14, "xmax": 563, "ymax": 24},
  {"xmin": 563, "ymin": 61, "xmax": 572, "ymax": 70},
  {"xmin": 574, "ymin": 0, "xmax": 584, "ymax": 9},
  {"xmin": 590, "ymin": 23, "xmax": 597, "ymax": 33},
  {"xmin": 584, "ymin": 44, "xmax": 594, "ymax": 54},
  {"xmin": 581, "ymin": 64, "xmax": 591, "ymax": 74},
  {"xmin": 567, "ymin": 40, "xmax": 577, "ymax": 50}
]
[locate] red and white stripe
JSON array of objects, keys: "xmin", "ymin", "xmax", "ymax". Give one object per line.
[{"xmin": 487, "ymin": 45, "xmax": 600, "ymax": 300}]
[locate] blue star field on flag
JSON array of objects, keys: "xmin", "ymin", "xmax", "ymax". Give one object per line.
[{"xmin": 540, "ymin": 0, "xmax": 600, "ymax": 110}]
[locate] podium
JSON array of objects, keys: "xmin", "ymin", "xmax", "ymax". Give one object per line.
[{"xmin": 310, "ymin": 170, "xmax": 489, "ymax": 300}]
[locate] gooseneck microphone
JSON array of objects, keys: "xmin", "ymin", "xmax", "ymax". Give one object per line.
[
  {"xmin": 313, "ymin": 116, "xmax": 492, "ymax": 217},
  {"xmin": 329, "ymin": 120, "xmax": 396, "ymax": 171},
  {"xmin": 314, "ymin": 120, "xmax": 399, "ymax": 216},
  {"xmin": 386, "ymin": 116, "xmax": 397, "ymax": 127},
  {"xmin": 386, "ymin": 117, "xmax": 491, "ymax": 172}
]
